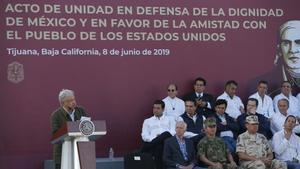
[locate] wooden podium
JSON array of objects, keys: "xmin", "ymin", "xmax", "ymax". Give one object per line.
[{"xmin": 51, "ymin": 120, "xmax": 106, "ymax": 169}]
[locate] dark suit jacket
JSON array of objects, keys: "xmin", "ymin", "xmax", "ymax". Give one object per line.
[
  {"xmin": 163, "ymin": 136, "xmax": 195, "ymax": 169},
  {"xmin": 236, "ymin": 112, "xmax": 272, "ymax": 139},
  {"xmin": 214, "ymin": 112, "xmax": 239, "ymax": 139},
  {"xmin": 183, "ymin": 92, "xmax": 215, "ymax": 117},
  {"xmin": 51, "ymin": 106, "xmax": 88, "ymax": 164}
]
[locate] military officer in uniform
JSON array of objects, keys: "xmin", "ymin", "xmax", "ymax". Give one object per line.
[
  {"xmin": 236, "ymin": 115, "xmax": 287, "ymax": 169},
  {"xmin": 197, "ymin": 118, "xmax": 237, "ymax": 169}
]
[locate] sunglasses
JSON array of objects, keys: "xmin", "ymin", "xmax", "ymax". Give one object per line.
[{"xmin": 168, "ymin": 89, "xmax": 176, "ymax": 92}]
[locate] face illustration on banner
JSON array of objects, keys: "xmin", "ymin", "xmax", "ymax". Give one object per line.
[{"xmin": 275, "ymin": 20, "xmax": 300, "ymax": 87}]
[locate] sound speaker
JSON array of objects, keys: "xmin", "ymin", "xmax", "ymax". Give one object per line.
[{"xmin": 124, "ymin": 152, "xmax": 155, "ymax": 169}]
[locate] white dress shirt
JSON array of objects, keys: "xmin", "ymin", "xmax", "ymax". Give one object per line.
[
  {"xmin": 271, "ymin": 112, "xmax": 300, "ymax": 134},
  {"xmin": 297, "ymin": 93, "xmax": 300, "ymax": 106},
  {"xmin": 141, "ymin": 115, "xmax": 175, "ymax": 142},
  {"xmin": 273, "ymin": 93, "xmax": 300, "ymax": 117},
  {"xmin": 217, "ymin": 92, "xmax": 244, "ymax": 119},
  {"xmin": 272, "ymin": 130, "xmax": 300, "ymax": 162},
  {"xmin": 249, "ymin": 92, "xmax": 275, "ymax": 118},
  {"xmin": 163, "ymin": 96, "xmax": 185, "ymax": 120}
]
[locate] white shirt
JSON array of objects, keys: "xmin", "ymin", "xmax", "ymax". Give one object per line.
[
  {"xmin": 273, "ymin": 93, "xmax": 300, "ymax": 117},
  {"xmin": 272, "ymin": 130, "xmax": 300, "ymax": 162},
  {"xmin": 249, "ymin": 92, "xmax": 275, "ymax": 118},
  {"xmin": 296, "ymin": 93, "xmax": 300, "ymax": 106},
  {"xmin": 217, "ymin": 92, "xmax": 244, "ymax": 119},
  {"xmin": 162, "ymin": 96, "xmax": 185, "ymax": 120},
  {"xmin": 271, "ymin": 112, "xmax": 300, "ymax": 134},
  {"xmin": 141, "ymin": 115, "xmax": 175, "ymax": 142}
]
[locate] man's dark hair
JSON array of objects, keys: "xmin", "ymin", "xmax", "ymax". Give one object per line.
[
  {"xmin": 258, "ymin": 80, "xmax": 268, "ymax": 85},
  {"xmin": 225, "ymin": 80, "xmax": 238, "ymax": 87},
  {"xmin": 215, "ymin": 99, "xmax": 228, "ymax": 108},
  {"xmin": 154, "ymin": 100, "xmax": 165, "ymax": 109},
  {"xmin": 284, "ymin": 115, "xmax": 296, "ymax": 123},
  {"xmin": 247, "ymin": 98, "xmax": 258, "ymax": 107},
  {"xmin": 195, "ymin": 77, "xmax": 206, "ymax": 86},
  {"xmin": 185, "ymin": 99, "xmax": 197, "ymax": 107}
]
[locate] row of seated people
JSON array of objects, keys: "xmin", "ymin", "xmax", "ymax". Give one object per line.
[
  {"xmin": 141, "ymin": 100, "xmax": 300, "ymax": 169},
  {"xmin": 162, "ymin": 77, "xmax": 300, "ymax": 124}
]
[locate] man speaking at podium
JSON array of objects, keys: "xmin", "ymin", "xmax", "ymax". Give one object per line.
[{"xmin": 51, "ymin": 89, "xmax": 89, "ymax": 169}]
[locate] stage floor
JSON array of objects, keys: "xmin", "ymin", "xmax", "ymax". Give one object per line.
[{"xmin": 44, "ymin": 157, "xmax": 124, "ymax": 169}]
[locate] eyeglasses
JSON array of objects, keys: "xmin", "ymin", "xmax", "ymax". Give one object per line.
[
  {"xmin": 168, "ymin": 89, "xmax": 176, "ymax": 92},
  {"xmin": 208, "ymin": 125, "xmax": 216, "ymax": 128}
]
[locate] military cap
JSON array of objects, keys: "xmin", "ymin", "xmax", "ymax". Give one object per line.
[
  {"xmin": 204, "ymin": 117, "xmax": 216, "ymax": 127},
  {"xmin": 246, "ymin": 115, "xmax": 259, "ymax": 124}
]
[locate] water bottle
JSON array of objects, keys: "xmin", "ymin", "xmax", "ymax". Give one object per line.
[{"xmin": 109, "ymin": 147, "xmax": 114, "ymax": 160}]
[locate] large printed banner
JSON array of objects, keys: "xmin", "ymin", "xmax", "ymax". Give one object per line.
[
  {"xmin": 0, "ymin": 1, "xmax": 299, "ymax": 169},
  {"xmin": 4, "ymin": 3, "xmax": 285, "ymax": 57}
]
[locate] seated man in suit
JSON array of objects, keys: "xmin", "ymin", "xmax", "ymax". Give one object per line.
[
  {"xmin": 183, "ymin": 77, "xmax": 214, "ymax": 118},
  {"xmin": 178, "ymin": 99, "xmax": 205, "ymax": 148},
  {"xmin": 237, "ymin": 98, "xmax": 272, "ymax": 139},
  {"xmin": 51, "ymin": 89, "xmax": 89, "ymax": 169},
  {"xmin": 214, "ymin": 99, "xmax": 239, "ymax": 154},
  {"xmin": 141, "ymin": 100, "xmax": 174, "ymax": 169},
  {"xmin": 164, "ymin": 121, "xmax": 205, "ymax": 169}
]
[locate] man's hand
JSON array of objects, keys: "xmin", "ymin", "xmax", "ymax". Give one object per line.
[
  {"xmin": 200, "ymin": 100, "xmax": 207, "ymax": 107},
  {"xmin": 196, "ymin": 100, "xmax": 207, "ymax": 107},
  {"xmin": 240, "ymin": 106, "xmax": 245, "ymax": 113},
  {"xmin": 260, "ymin": 157, "xmax": 272, "ymax": 166},
  {"xmin": 230, "ymin": 161, "xmax": 237, "ymax": 168},
  {"xmin": 181, "ymin": 164, "xmax": 194, "ymax": 169},
  {"xmin": 212, "ymin": 162, "xmax": 223, "ymax": 168},
  {"xmin": 221, "ymin": 121, "xmax": 227, "ymax": 125}
]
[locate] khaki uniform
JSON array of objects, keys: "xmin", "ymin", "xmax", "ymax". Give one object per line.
[{"xmin": 236, "ymin": 131, "xmax": 286, "ymax": 169}]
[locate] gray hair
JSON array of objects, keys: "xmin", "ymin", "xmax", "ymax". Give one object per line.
[
  {"xmin": 176, "ymin": 121, "xmax": 187, "ymax": 130},
  {"xmin": 279, "ymin": 20, "xmax": 300, "ymax": 38},
  {"xmin": 58, "ymin": 89, "xmax": 75, "ymax": 105},
  {"xmin": 275, "ymin": 20, "xmax": 300, "ymax": 65}
]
